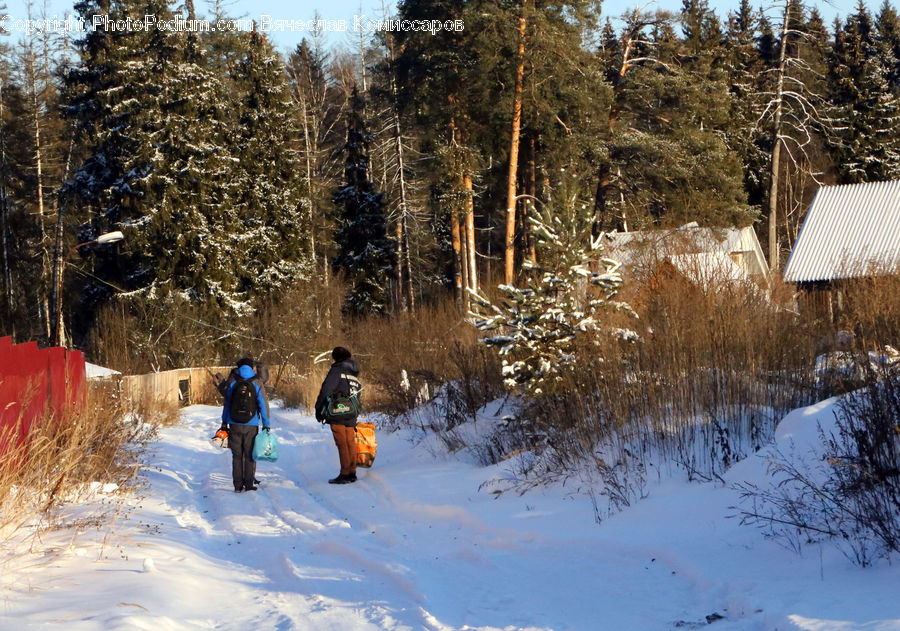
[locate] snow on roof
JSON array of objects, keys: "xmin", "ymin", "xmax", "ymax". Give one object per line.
[
  {"xmin": 784, "ymin": 180, "xmax": 900, "ymax": 283},
  {"xmin": 85, "ymin": 362, "xmax": 121, "ymax": 379},
  {"xmin": 665, "ymin": 251, "xmax": 749, "ymax": 286},
  {"xmin": 602, "ymin": 224, "xmax": 769, "ymax": 277}
]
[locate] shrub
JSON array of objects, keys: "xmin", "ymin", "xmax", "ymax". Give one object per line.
[{"xmin": 493, "ymin": 274, "xmax": 822, "ymax": 500}]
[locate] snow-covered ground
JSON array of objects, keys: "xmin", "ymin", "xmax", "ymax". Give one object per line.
[{"xmin": 1, "ymin": 398, "xmax": 899, "ymax": 630}]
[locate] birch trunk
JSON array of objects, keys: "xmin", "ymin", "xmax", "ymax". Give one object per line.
[{"xmin": 767, "ymin": 0, "xmax": 790, "ymax": 273}]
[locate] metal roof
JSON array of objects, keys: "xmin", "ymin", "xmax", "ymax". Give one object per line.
[{"xmin": 783, "ymin": 180, "xmax": 900, "ymax": 283}]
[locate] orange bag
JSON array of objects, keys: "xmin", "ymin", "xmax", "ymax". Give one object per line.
[{"xmin": 355, "ymin": 422, "xmax": 377, "ymax": 468}]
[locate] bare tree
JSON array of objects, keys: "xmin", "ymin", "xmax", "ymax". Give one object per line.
[
  {"xmin": 285, "ymin": 30, "xmax": 350, "ymax": 286},
  {"xmin": 756, "ymin": 0, "xmax": 830, "ymax": 272}
]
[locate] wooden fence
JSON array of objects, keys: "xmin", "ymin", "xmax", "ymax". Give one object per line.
[
  {"xmin": 0, "ymin": 337, "xmax": 86, "ymax": 456},
  {"xmin": 98, "ymin": 366, "xmax": 232, "ymax": 408}
]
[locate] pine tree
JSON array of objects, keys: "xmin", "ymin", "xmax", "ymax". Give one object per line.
[
  {"xmin": 597, "ymin": 8, "xmax": 753, "ymax": 231},
  {"xmin": 333, "ymin": 89, "xmax": 395, "ymax": 316}
]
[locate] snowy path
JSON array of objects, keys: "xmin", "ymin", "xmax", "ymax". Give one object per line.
[{"xmin": 2, "ymin": 401, "xmax": 899, "ymax": 630}]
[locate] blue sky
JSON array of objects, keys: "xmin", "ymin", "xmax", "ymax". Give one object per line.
[{"xmin": 2, "ymin": 0, "xmax": 867, "ymax": 55}]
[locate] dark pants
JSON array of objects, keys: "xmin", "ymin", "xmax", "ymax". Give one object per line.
[
  {"xmin": 330, "ymin": 423, "xmax": 358, "ymax": 476},
  {"xmin": 228, "ymin": 423, "xmax": 258, "ymax": 490}
]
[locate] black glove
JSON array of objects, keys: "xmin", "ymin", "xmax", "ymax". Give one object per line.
[{"xmin": 219, "ymin": 423, "xmax": 228, "ymax": 432}]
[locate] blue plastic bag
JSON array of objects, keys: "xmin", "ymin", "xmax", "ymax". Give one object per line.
[{"xmin": 253, "ymin": 428, "xmax": 279, "ymax": 462}]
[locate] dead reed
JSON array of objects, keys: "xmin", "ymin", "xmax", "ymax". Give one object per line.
[{"xmin": 0, "ymin": 382, "xmax": 162, "ymax": 550}]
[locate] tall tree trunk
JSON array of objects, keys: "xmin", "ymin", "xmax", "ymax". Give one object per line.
[
  {"xmin": 450, "ymin": 194, "xmax": 464, "ymax": 305},
  {"xmin": 524, "ymin": 136, "xmax": 537, "ymax": 263},
  {"xmin": 402, "ymin": 207, "xmax": 413, "ymax": 311},
  {"xmin": 464, "ymin": 171, "xmax": 477, "ymax": 291},
  {"xmin": 27, "ymin": 34, "xmax": 51, "ymax": 341},
  {"xmin": 299, "ymin": 97, "xmax": 317, "ymax": 263},
  {"xmin": 395, "ymin": 219, "xmax": 404, "ymax": 310},
  {"xmin": 386, "ymin": 29, "xmax": 415, "ymax": 311},
  {"xmin": 504, "ymin": 1, "xmax": 528, "ymax": 285},
  {"xmin": 458, "ymin": 203, "xmax": 470, "ymax": 305},
  {"xmin": 767, "ymin": 0, "xmax": 790, "ymax": 273},
  {"xmin": 51, "ymin": 138, "xmax": 74, "ymax": 347}
]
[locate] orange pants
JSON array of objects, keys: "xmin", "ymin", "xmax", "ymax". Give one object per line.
[{"xmin": 330, "ymin": 424, "xmax": 358, "ymax": 475}]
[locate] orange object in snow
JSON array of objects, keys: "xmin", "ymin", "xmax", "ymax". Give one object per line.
[
  {"xmin": 210, "ymin": 429, "xmax": 229, "ymax": 449},
  {"xmin": 355, "ymin": 422, "xmax": 377, "ymax": 468}
]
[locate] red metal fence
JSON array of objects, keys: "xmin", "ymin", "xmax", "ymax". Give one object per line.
[{"xmin": 0, "ymin": 337, "xmax": 86, "ymax": 456}]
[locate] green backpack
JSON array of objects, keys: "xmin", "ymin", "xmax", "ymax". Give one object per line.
[{"xmin": 325, "ymin": 390, "xmax": 362, "ymax": 423}]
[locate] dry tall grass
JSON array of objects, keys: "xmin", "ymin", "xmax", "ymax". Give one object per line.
[
  {"xmin": 514, "ymin": 274, "xmax": 825, "ymax": 490},
  {"xmin": 263, "ymin": 294, "xmax": 491, "ymax": 415},
  {"xmin": 0, "ymin": 382, "xmax": 162, "ymax": 551}
]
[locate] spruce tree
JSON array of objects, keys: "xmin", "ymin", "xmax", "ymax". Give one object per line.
[
  {"xmin": 61, "ymin": 0, "xmax": 304, "ymax": 343},
  {"xmin": 725, "ymin": 0, "xmax": 768, "ymax": 209},
  {"xmin": 827, "ymin": 0, "xmax": 900, "ymax": 183},
  {"xmin": 332, "ymin": 89, "xmax": 395, "ymax": 316},
  {"xmin": 0, "ymin": 68, "xmax": 38, "ymax": 340},
  {"xmin": 876, "ymin": 0, "xmax": 900, "ymax": 93},
  {"xmin": 226, "ymin": 29, "xmax": 311, "ymax": 301}
]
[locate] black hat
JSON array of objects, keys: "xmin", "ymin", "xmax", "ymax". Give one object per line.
[
  {"xmin": 237, "ymin": 357, "xmax": 254, "ymax": 368},
  {"xmin": 332, "ymin": 346, "xmax": 351, "ymax": 362}
]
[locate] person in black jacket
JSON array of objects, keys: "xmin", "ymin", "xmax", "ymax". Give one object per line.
[{"xmin": 315, "ymin": 346, "xmax": 362, "ymax": 484}]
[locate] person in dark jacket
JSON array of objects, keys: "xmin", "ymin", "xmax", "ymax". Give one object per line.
[
  {"xmin": 222, "ymin": 364, "xmax": 270, "ymax": 492},
  {"xmin": 315, "ymin": 346, "xmax": 362, "ymax": 484}
]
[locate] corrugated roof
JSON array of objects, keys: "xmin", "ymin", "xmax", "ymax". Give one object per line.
[{"xmin": 784, "ymin": 180, "xmax": 900, "ymax": 283}]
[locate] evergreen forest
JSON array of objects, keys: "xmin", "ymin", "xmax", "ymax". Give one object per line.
[{"xmin": 0, "ymin": 0, "xmax": 897, "ymax": 368}]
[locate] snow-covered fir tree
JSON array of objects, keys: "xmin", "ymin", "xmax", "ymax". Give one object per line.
[
  {"xmin": 125, "ymin": 0, "xmax": 247, "ymax": 318},
  {"xmin": 827, "ymin": 1, "xmax": 900, "ymax": 183},
  {"xmin": 332, "ymin": 89, "xmax": 396, "ymax": 316},
  {"xmin": 469, "ymin": 183, "xmax": 638, "ymax": 397},
  {"xmin": 62, "ymin": 6, "xmax": 311, "ymax": 334},
  {"xmin": 62, "ymin": 0, "xmax": 236, "ymax": 319},
  {"xmin": 226, "ymin": 29, "xmax": 311, "ymax": 298}
]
